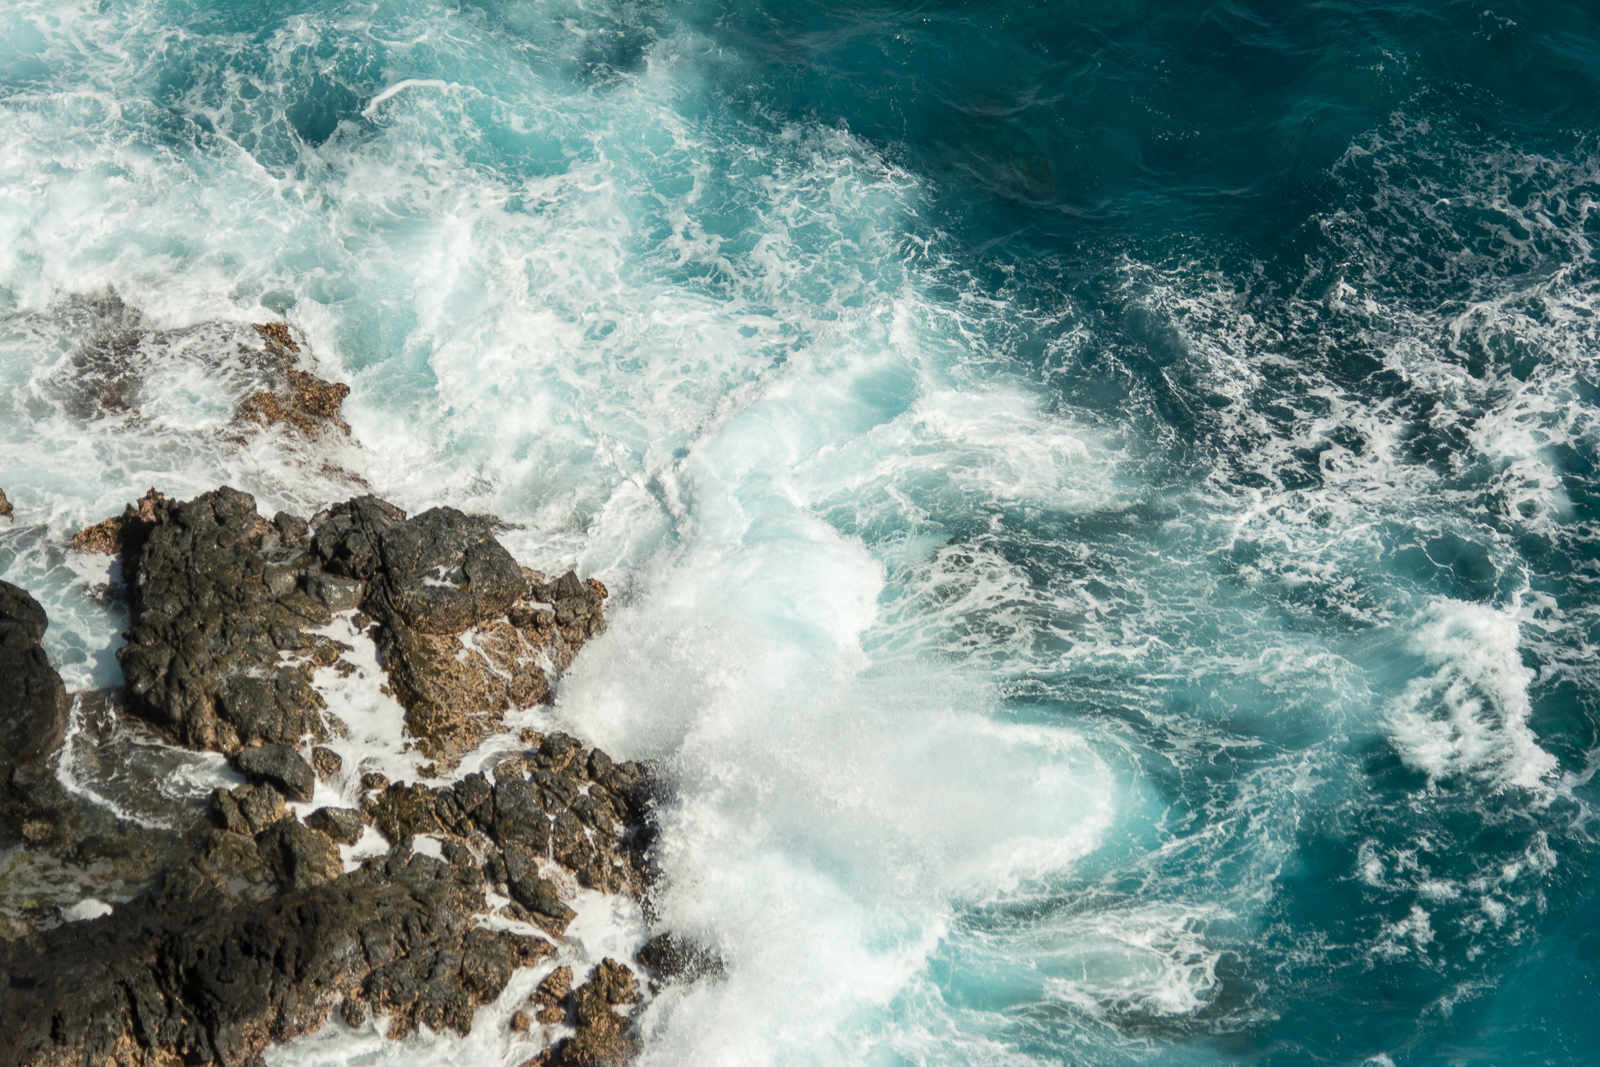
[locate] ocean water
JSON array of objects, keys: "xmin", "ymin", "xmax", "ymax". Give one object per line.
[{"xmin": 2, "ymin": 0, "xmax": 1599, "ymax": 1063}]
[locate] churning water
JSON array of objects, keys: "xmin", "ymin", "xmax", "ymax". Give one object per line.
[{"xmin": 3, "ymin": 1, "xmax": 1600, "ymax": 1064}]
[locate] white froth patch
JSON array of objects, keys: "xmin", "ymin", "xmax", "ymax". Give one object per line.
[
  {"xmin": 1384, "ymin": 601, "xmax": 1556, "ymax": 791},
  {"xmin": 61, "ymin": 897, "xmax": 112, "ymax": 922}
]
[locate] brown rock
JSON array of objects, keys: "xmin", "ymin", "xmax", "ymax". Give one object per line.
[
  {"xmin": 378, "ymin": 622, "xmax": 551, "ymax": 768},
  {"xmin": 69, "ymin": 488, "xmax": 163, "ymax": 555},
  {"xmin": 510, "ymin": 1010, "xmax": 532, "ymax": 1033},
  {"xmin": 312, "ymin": 745, "xmax": 343, "ymax": 779},
  {"xmin": 535, "ymin": 965, "xmax": 573, "ymax": 1007},
  {"xmin": 235, "ymin": 323, "xmax": 350, "ymax": 439},
  {"xmin": 547, "ymin": 960, "xmax": 640, "ymax": 1067},
  {"xmin": 0, "ymin": 487, "xmax": 11, "ymax": 522}
]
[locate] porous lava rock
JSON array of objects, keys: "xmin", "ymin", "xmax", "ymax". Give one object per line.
[
  {"xmin": 235, "ymin": 322, "xmax": 352, "ymax": 439},
  {"xmin": 539, "ymin": 959, "xmax": 641, "ymax": 1067},
  {"xmin": 112, "ymin": 486, "xmax": 340, "ymax": 752},
  {"xmin": 636, "ymin": 932, "xmax": 725, "ymax": 985},
  {"xmin": 312, "ymin": 497, "xmax": 609, "ymax": 765},
  {"xmin": 76, "ymin": 486, "xmax": 611, "ymax": 767},
  {"xmin": 234, "ymin": 743, "xmax": 317, "ymax": 802},
  {"xmin": 0, "ymin": 580, "xmax": 72, "ymax": 846},
  {"xmin": 0, "ymin": 840, "xmax": 552, "ymax": 1067},
  {"xmin": 365, "ymin": 732, "xmax": 656, "ymax": 900},
  {"xmin": 305, "ymin": 806, "xmax": 363, "ymax": 844}
]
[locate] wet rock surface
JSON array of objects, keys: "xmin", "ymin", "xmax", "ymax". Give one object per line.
[
  {"xmin": 77, "ymin": 486, "xmax": 610, "ymax": 768},
  {"xmin": 0, "ymin": 839, "xmax": 551, "ymax": 1067},
  {"xmin": 0, "ymin": 486, "xmax": 681, "ymax": 1067},
  {"xmin": 234, "ymin": 743, "xmax": 316, "ymax": 802},
  {"xmin": 0, "ymin": 487, "xmax": 11, "ymax": 522},
  {"xmin": 112, "ymin": 486, "xmax": 336, "ymax": 752},
  {"xmin": 0, "ymin": 580, "xmax": 72, "ymax": 847}
]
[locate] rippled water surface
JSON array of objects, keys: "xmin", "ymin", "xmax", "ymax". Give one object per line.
[{"xmin": 3, "ymin": 1, "xmax": 1599, "ymax": 1064}]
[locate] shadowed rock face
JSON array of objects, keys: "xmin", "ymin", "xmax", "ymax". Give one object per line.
[
  {"xmin": 0, "ymin": 580, "xmax": 71, "ymax": 847},
  {"xmin": 0, "ymin": 842, "xmax": 551, "ymax": 1067}
]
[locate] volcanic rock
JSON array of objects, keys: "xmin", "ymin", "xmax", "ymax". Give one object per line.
[
  {"xmin": 211, "ymin": 782, "xmax": 287, "ymax": 835},
  {"xmin": 234, "ymin": 743, "xmax": 317, "ymax": 802},
  {"xmin": 0, "ymin": 580, "xmax": 72, "ymax": 846},
  {"xmin": 306, "ymin": 806, "xmax": 364, "ymax": 845},
  {"xmin": 534, "ymin": 965, "xmax": 573, "ymax": 1024},
  {"xmin": 0, "ymin": 487, "xmax": 11, "ymax": 521},
  {"xmin": 311, "ymin": 745, "xmax": 343, "ymax": 779},
  {"xmin": 256, "ymin": 816, "xmax": 343, "ymax": 892},
  {"xmin": 113, "ymin": 487, "xmax": 341, "ymax": 751},
  {"xmin": 235, "ymin": 323, "xmax": 352, "ymax": 439},
  {"xmin": 0, "ymin": 841, "xmax": 551, "ymax": 1067},
  {"xmin": 637, "ymin": 932, "xmax": 725, "ymax": 984},
  {"xmin": 544, "ymin": 959, "xmax": 641, "ymax": 1067},
  {"xmin": 69, "ymin": 487, "xmax": 163, "ymax": 557}
]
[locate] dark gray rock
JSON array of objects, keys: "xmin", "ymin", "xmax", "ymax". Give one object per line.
[
  {"xmin": 0, "ymin": 841, "xmax": 553, "ymax": 1067},
  {"xmin": 301, "ymin": 570, "xmax": 364, "ymax": 611},
  {"xmin": 637, "ymin": 932, "xmax": 725, "ymax": 984},
  {"xmin": 490, "ymin": 775, "xmax": 550, "ymax": 851},
  {"xmin": 256, "ymin": 817, "xmax": 343, "ymax": 891},
  {"xmin": 114, "ymin": 487, "xmax": 333, "ymax": 751},
  {"xmin": 499, "ymin": 844, "xmax": 576, "ymax": 933},
  {"xmin": 234, "ymin": 743, "xmax": 316, "ymax": 802},
  {"xmin": 0, "ymin": 580, "xmax": 72, "ymax": 846},
  {"xmin": 306, "ymin": 806, "xmax": 364, "ymax": 844},
  {"xmin": 313, "ymin": 500, "xmax": 524, "ymax": 635}
]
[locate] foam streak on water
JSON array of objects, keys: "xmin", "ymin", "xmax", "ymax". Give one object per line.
[{"xmin": 3, "ymin": 1, "xmax": 1600, "ymax": 1065}]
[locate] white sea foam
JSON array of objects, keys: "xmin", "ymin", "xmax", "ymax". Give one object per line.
[{"xmin": 1384, "ymin": 600, "xmax": 1556, "ymax": 791}]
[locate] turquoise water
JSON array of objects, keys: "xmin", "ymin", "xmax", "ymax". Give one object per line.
[{"xmin": 2, "ymin": 1, "xmax": 1599, "ymax": 1064}]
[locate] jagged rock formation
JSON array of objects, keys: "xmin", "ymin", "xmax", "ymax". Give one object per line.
[
  {"xmin": 10, "ymin": 485, "xmax": 683, "ymax": 1067},
  {"xmin": 0, "ymin": 487, "xmax": 12, "ymax": 522},
  {"xmin": 0, "ymin": 726, "xmax": 657, "ymax": 1067},
  {"xmin": 312, "ymin": 496, "xmax": 609, "ymax": 765},
  {"xmin": 111, "ymin": 486, "xmax": 337, "ymax": 752},
  {"xmin": 0, "ymin": 840, "xmax": 551, "ymax": 1067},
  {"xmin": 0, "ymin": 581, "xmax": 72, "ymax": 847},
  {"xmin": 74, "ymin": 487, "xmax": 609, "ymax": 767}
]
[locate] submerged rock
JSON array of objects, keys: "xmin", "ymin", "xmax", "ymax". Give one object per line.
[{"xmin": 0, "ymin": 580, "xmax": 72, "ymax": 847}]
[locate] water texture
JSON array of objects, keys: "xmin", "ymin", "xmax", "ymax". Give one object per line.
[{"xmin": 2, "ymin": 1, "xmax": 1598, "ymax": 1064}]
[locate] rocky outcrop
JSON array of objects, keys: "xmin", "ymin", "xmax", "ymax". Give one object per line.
[
  {"xmin": 539, "ymin": 959, "xmax": 642, "ymax": 1067},
  {"xmin": 16, "ymin": 485, "xmax": 672, "ymax": 1066},
  {"xmin": 0, "ymin": 724, "xmax": 657, "ymax": 1067},
  {"xmin": 0, "ymin": 487, "xmax": 12, "ymax": 522},
  {"xmin": 311, "ymin": 496, "xmax": 609, "ymax": 766},
  {"xmin": 0, "ymin": 580, "xmax": 73, "ymax": 847},
  {"xmin": 0, "ymin": 839, "xmax": 551, "ymax": 1067},
  {"xmin": 366, "ymin": 731, "xmax": 655, "ymax": 903},
  {"xmin": 234, "ymin": 743, "xmax": 316, "ymax": 802},
  {"xmin": 113, "ymin": 487, "xmax": 337, "ymax": 752},
  {"xmin": 636, "ymin": 932, "xmax": 725, "ymax": 986},
  {"xmin": 76, "ymin": 487, "xmax": 609, "ymax": 768}
]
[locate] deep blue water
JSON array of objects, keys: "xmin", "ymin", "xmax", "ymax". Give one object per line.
[{"xmin": 2, "ymin": 2, "xmax": 1599, "ymax": 1064}]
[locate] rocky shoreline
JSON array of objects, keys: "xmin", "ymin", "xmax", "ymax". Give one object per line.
[{"xmin": 0, "ymin": 479, "xmax": 702, "ymax": 1067}]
